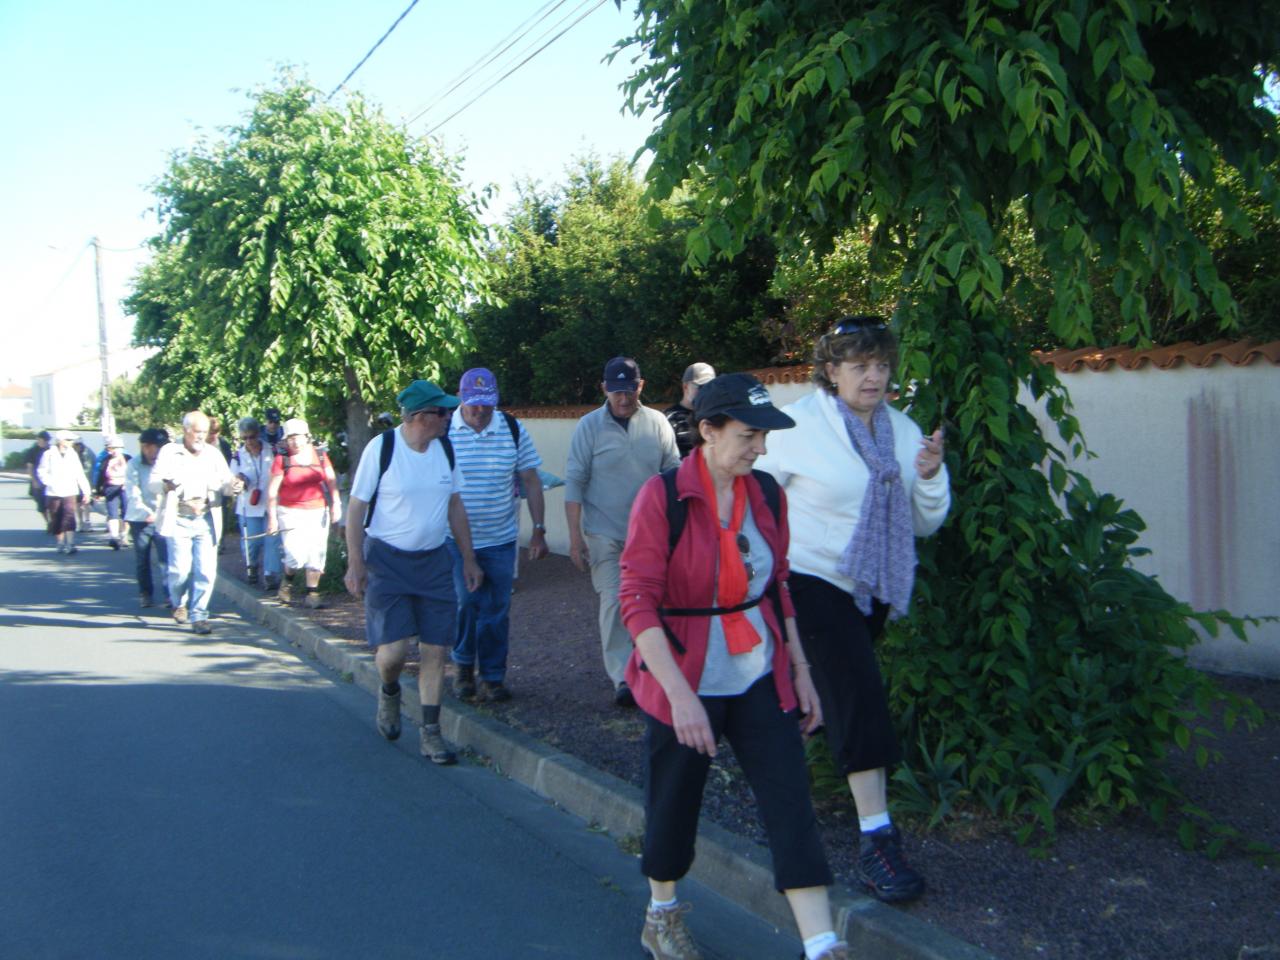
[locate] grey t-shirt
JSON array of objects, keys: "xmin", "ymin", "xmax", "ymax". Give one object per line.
[{"xmin": 698, "ymin": 502, "xmax": 776, "ymax": 696}]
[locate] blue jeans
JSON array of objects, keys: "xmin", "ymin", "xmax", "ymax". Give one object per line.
[
  {"xmin": 448, "ymin": 540, "xmax": 516, "ymax": 682},
  {"xmin": 129, "ymin": 521, "xmax": 168, "ymax": 601},
  {"xmin": 166, "ymin": 513, "xmax": 218, "ymax": 623},
  {"xmin": 238, "ymin": 515, "xmax": 281, "ymax": 578}
]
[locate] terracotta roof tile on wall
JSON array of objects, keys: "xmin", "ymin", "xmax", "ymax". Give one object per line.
[
  {"xmin": 748, "ymin": 364, "xmax": 815, "ymax": 384},
  {"xmin": 501, "ymin": 404, "xmax": 598, "ymax": 420},
  {"xmin": 1035, "ymin": 339, "xmax": 1280, "ymax": 372}
]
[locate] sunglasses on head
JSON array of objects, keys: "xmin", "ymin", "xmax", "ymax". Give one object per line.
[{"xmin": 832, "ymin": 315, "xmax": 888, "ymax": 336}]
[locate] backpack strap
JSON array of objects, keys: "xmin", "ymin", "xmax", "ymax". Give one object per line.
[
  {"xmin": 501, "ymin": 410, "xmax": 520, "ymax": 449},
  {"xmin": 439, "ymin": 434, "xmax": 455, "ymax": 471},
  {"xmin": 661, "ymin": 467, "xmax": 686, "ymax": 555},
  {"xmin": 362, "ymin": 430, "xmax": 396, "ymax": 529}
]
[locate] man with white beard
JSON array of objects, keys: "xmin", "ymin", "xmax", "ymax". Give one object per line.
[{"xmin": 151, "ymin": 411, "xmax": 243, "ymax": 634}]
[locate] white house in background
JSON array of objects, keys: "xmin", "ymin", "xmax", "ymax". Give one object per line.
[
  {"xmin": 0, "ymin": 382, "xmax": 32, "ymax": 426},
  {"xmin": 26, "ymin": 347, "xmax": 155, "ymax": 429}
]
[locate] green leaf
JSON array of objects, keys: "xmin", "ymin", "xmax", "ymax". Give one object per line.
[{"xmin": 1054, "ymin": 11, "xmax": 1082, "ymax": 51}]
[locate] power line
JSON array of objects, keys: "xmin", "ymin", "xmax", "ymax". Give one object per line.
[
  {"xmin": 423, "ymin": 0, "xmax": 609, "ymax": 134},
  {"xmin": 403, "ymin": 0, "xmax": 569, "ymax": 126},
  {"xmin": 327, "ymin": 0, "xmax": 423, "ymax": 101}
]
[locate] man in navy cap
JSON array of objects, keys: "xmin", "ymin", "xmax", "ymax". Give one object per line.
[
  {"xmin": 344, "ymin": 379, "xmax": 483, "ymax": 764},
  {"xmin": 565, "ymin": 356, "xmax": 680, "ymax": 705}
]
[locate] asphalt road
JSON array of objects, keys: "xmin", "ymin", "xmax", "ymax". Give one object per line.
[{"xmin": 0, "ymin": 478, "xmax": 801, "ymax": 959}]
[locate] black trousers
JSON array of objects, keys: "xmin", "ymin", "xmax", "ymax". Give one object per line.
[
  {"xmin": 642, "ymin": 675, "xmax": 833, "ymax": 892},
  {"xmin": 789, "ymin": 573, "xmax": 900, "ymax": 775}
]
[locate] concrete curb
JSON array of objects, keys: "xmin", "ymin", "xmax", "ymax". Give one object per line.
[{"xmin": 216, "ymin": 577, "xmax": 992, "ymax": 960}]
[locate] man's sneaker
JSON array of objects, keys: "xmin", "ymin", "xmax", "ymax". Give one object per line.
[
  {"xmin": 813, "ymin": 943, "xmax": 850, "ymax": 960},
  {"xmin": 419, "ymin": 723, "xmax": 457, "ymax": 765},
  {"xmin": 303, "ymin": 591, "xmax": 324, "ymax": 609},
  {"xmin": 139, "ymin": 594, "xmax": 153, "ymax": 608},
  {"xmin": 191, "ymin": 620, "xmax": 212, "ymax": 635},
  {"xmin": 172, "ymin": 605, "xmax": 189, "ymax": 625},
  {"xmin": 454, "ymin": 664, "xmax": 476, "ymax": 701},
  {"xmin": 641, "ymin": 903, "xmax": 701, "ymax": 960},
  {"xmin": 478, "ymin": 679, "xmax": 512, "ymax": 703},
  {"xmin": 376, "ymin": 687, "xmax": 401, "ymax": 741},
  {"xmin": 856, "ymin": 824, "xmax": 925, "ymax": 903},
  {"xmin": 109, "ymin": 538, "xmax": 121, "ymax": 551},
  {"xmin": 614, "ymin": 682, "xmax": 636, "ymax": 708},
  {"xmin": 277, "ymin": 579, "xmax": 292, "ymax": 604}
]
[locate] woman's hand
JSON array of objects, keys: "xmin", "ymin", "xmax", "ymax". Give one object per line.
[
  {"xmin": 670, "ymin": 689, "xmax": 717, "ymax": 757},
  {"xmin": 793, "ymin": 666, "xmax": 823, "ymax": 735},
  {"xmin": 916, "ymin": 428, "xmax": 944, "ymax": 479}
]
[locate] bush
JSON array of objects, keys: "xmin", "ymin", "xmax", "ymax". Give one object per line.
[{"xmin": 4, "ymin": 450, "xmax": 27, "ymax": 470}]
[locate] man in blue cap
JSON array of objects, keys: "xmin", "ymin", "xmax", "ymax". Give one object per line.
[
  {"xmin": 565, "ymin": 356, "xmax": 680, "ymax": 706},
  {"xmin": 344, "ymin": 379, "xmax": 483, "ymax": 765},
  {"xmin": 446, "ymin": 367, "xmax": 548, "ymax": 703}
]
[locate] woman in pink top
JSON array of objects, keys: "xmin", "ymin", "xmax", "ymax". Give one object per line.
[{"xmin": 266, "ymin": 418, "xmax": 341, "ymax": 607}]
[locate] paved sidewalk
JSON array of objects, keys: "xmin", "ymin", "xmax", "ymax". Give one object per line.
[{"xmin": 214, "ymin": 562, "xmax": 992, "ymax": 960}]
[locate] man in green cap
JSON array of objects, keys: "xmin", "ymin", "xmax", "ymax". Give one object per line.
[{"xmin": 344, "ymin": 379, "xmax": 484, "ymax": 765}]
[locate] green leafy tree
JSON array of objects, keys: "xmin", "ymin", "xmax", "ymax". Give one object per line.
[
  {"xmin": 76, "ymin": 375, "xmax": 164, "ymax": 433},
  {"xmin": 460, "ymin": 156, "xmax": 782, "ymax": 405},
  {"xmin": 127, "ymin": 75, "xmax": 495, "ymax": 464},
  {"xmin": 620, "ymin": 1, "xmax": 1275, "ymax": 845}
]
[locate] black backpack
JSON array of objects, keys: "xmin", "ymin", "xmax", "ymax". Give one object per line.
[
  {"xmin": 363, "ymin": 429, "xmax": 455, "ymax": 529},
  {"xmin": 655, "ymin": 466, "xmax": 785, "ymax": 655}
]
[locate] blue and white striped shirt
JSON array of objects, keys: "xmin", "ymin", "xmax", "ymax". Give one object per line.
[{"xmin": 448, "ymin": 410, "xmax": 543, "ymax": 550}]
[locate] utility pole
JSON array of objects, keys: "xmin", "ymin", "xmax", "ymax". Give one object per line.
[{"xmin": 92, "ymin": 236, "xmax": 115, "ymax": 435}]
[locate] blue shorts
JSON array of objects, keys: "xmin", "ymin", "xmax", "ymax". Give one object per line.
[{"xmin": 363, "ymin": 537, "xmax": 456, "ymax": 648}]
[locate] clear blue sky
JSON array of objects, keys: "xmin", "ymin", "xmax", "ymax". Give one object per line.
[{"xmin": 0, "ymin": 0, "xmax": 653, "ymax": 385}]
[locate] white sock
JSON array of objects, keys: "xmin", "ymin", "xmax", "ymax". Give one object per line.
[
  {"xmin": 859, "ymin": 811, "xmax": 892, "ymax": 834},
  {"xmin": 648, "ymin": 896, "xmax": 678, "ymax": 913},
  {"xmin": 804, "ymin": 931, "xmax": 840, "ymax": 959}
]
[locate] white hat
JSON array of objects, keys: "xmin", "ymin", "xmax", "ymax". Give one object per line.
[
  {"xmin": 55, "ymin": 429, "xmax": 77, "ymax": 442},
  {"xmin": 282, "ymin": 417, "xmax": 310, "ymax": 439},
  {"xmin": 105, "ymin": 434, "xmax": 123, "ymax": 449}
]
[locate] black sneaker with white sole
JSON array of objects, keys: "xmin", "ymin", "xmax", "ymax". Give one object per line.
[{"xmin": 856, "ymin": 824, "xmax": 925, "ymax": 903}]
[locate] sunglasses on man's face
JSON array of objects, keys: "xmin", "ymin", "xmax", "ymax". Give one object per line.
[
  {"xmin": 832, "ymin": 316, "xmax": 888, "ymax": 336},
  {"xmin": 240, "ymin": 433, "xmax": 259, "ymax": 441},
  {"xmin": 413, "ymin": 407, "xmax": 451, "ymax": 419}
]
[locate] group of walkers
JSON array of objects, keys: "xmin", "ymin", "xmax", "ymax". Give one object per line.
[{"xmin": 17, "ymin": 315, "xmax": 949, "ymax": 960}]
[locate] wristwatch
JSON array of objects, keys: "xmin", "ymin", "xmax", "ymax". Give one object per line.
[{"xmin": 532, "ymin": 523, "xmax": 547, "ymax": 532}]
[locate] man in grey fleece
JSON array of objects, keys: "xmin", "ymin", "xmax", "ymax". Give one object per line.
[{"xmin": 565, "ymin": 356, "xmax": 680, "ymax": 706}]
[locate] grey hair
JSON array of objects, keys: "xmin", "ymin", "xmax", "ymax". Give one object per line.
[
  {"xmin": 237, "ymin": 416, "xmax": 261, "ymax": 435},
  {"xmin": 181, "ymin": 411, "xmax": 209, "ymax": 429}
]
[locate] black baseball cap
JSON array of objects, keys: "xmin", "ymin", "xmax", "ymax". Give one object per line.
[
  {"xmin": 693, "ymin": 373, "xmax": 795, "ymax": 430},
  {"xmin": 603, "ymin": 356, "xmax": 641, "ymax": 392},
  {"xmin": 139, "ymin": 428, "xmax": 170, "ymax": 445},
  {"xmin": 264, "ymin": 407, "xmax": 282, "ymax": 422}
]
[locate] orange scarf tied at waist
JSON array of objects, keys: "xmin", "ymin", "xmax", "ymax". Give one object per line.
[{"xmin": 696, "ymin": 449, "xmax": 761, "ymax": 656}]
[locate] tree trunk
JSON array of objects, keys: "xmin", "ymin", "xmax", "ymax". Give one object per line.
[{"xmin": 343, "ymin": 365, "xmax": 375, "ymax": 471}]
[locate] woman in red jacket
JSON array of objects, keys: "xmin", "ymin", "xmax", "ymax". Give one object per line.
[{"xmin": 620, "ymin": 373, "xmax": 846, "ymax": 960}]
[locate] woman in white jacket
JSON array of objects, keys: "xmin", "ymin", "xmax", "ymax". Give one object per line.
[{"xmin": 757, "ymin": 315, "xmax": 950, "ymax": 905}]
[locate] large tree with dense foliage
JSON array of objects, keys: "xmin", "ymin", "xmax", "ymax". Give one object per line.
[
  {"xmin": 127, "ymin": 77, "xmax": 495, "ymax": 464},
  {"xmin": 620, "ymin": 1, "xmax": 1277, "ymax": 845},
  {"xmin": 459, "ymin": 156, "xmax": 781, "ymax": 405}
]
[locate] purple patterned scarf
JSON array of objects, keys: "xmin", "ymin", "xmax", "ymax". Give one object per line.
[{"xmin": 834, "ymin": 395, "xmax": 916, "ymax": 620}]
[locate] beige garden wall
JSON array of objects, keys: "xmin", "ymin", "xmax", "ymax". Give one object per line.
[{"xmin": 511, "ymin": 358, "xmax": 1278, "ymax": 676}]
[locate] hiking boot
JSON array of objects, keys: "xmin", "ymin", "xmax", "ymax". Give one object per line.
[
  {"xmin": 641, "ymin": 903, "xmax": 701, "ymax": 960},
  {"xmin": 813, "ymin": 943, "xmax": 850, "ymax": 960},
  {"xmin": 856, "ymin": 824, "xmax": 925, "ymax": 903},
  {"xmin": 245, "ymin": 565, "xmax": 258, "ymax": 585},
  {"xmin": 264, "ymin": 575, "xmax": 280, "ymax": 592},
  {"xmin": 614, "ymin": 681, "xmax": 636, "ymax": 708},
  {"xmin": 303, "ymin": 591, "xmax": 324, "ymax": 609},
  {"xmin": 419, "ymin": 723, "xmax": 457, "ymax": 765},
  {"xmin": 478, "ymin": 679, "xmax": 511, "ymax": 703},
  {"xmin": 139, "ymin": 594, "xmax": 153, "ymax": 608},
  {"xmin": 276, "ymin": 579, "xmax": 292, "ymax": 604},
  {"xmin": 454, "ymin": 664, "xmax": 476, "ymax": 701},
  {"xmin": 172, "ymin": 605, "xmax": 189, "ymax": 625},
  {"xmin": 191, "ymin": 620, "xmax": 212, "ymax": 635},
  {"xmin": 109, "ymin": 538, "xmax": 120, "ymax": 551},
  {"xmin": 376, "ymin": 686, "xmax": 401, "ymax": 741}
]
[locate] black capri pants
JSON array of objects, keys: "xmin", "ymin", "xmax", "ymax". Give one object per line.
[
  {"xmin": 642, "ymin": 674, "xmax": 832, "ymax": 892},
  {"xmin": 789, "ymin": 572, "xmax": 899, "ymax": 775}
]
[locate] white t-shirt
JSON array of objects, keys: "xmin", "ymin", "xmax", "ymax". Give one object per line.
[{"xmin": 350, "ymin": 427, "xmax": 464, "ymax": 552}]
